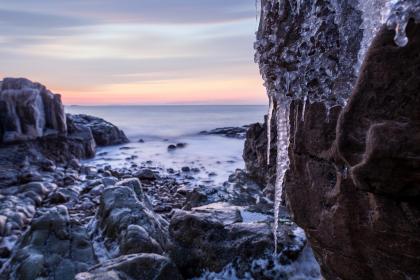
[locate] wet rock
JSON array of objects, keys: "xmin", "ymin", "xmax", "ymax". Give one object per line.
[
  {"xmin": 75, "ymin": 253, "xmax": 182, "ymax": 280},
  {"xmin": 134, "ymin": 169, "xmax": 158, "ymax": 181},
  {"xmin": 102, "ymin": 177, "xmax": 118, "ymax": 187},
  {"xmin": 68, "ymin": 159, "xmax": 81, "ymax": 170},
  {"xmin": 96, "ymin": 180, "xmax": 169, "ymax": 255},
  {"xmin": 67, "ymin": 114, "xmax": 128, "ymax": 146},
  {"xmin": 181, "ymin": 166, "xmax": 190, "ymax": 172},
  {"xmin": 176, "ymin": 143, "xmax": 186, "ymax": 148},
  {"xmin": 40, "ymin": 159, "xmax": 56, "ymax": 172},
  {"xmin": 167, "ymin": 144, "xmax": 177, "ymax": 151},
  {"xmin": 1, "ymin": 206, "xmax": 96, "ymax": 280},
  {"xmin": 169, "ymin": 203, "xmax": 301, "ymax": 278},
  {"xmin": 200, "ymin": 126, "xmax": 248, "ymax": 139},
  {"xmin": 120, "ymin": 224, "xmax": 163, "ymax": 255},
  {"xmin": 182, "ymin": 188, "xmax": 208, "ymax": 210}
]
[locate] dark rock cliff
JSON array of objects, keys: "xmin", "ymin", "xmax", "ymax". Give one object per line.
[
  {"xmin": 285, "ymin": 22, "xmax": 420, "ymax": 280},
  {"xmin": 250, "ymin": 0, "xmax": 420, "ymax": 279}
]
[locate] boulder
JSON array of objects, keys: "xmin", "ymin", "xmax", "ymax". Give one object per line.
[
  {"xmin": 66, "ymin": 114, "xmax": 128, "ymax": 146},
  {"xmin": 134, "ymin": 169, "xmax": 158, "ymax": 181},
  {"xmin": 96, "ymin": 178, "xmax": 168, "ymax": 256},
  {"xmin": 169, "ymin": 203, "xmax": 304, "ymax": 278}
]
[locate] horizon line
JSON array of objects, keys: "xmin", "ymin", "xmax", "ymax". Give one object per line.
[{"xmin": 65, "ymin": 103, "xmax": 268, "ymax": 107}]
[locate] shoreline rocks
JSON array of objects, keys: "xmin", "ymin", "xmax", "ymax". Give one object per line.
[
  {"xmin": 199, "ymin": 126, "xmax": 249, "ymax": 139},
  {"xmin": 0, "ymin": 77, "xmax": 319, "ymax": 279}
]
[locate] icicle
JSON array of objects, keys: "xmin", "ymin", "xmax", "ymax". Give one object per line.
[
  {"xmin": 387, "ymin": 0, "xmax": 420, "ymax": 47},
  {"xmin": 301, "ymin": 95, "xmax": 307, "ymax": 122},
  {"xmin": 273, "ymin": 99, "xmax": 291, "ymax": 254},
  {"xmin": 267, "ymin": 95, "xmax": 274, "ymax": 165}
]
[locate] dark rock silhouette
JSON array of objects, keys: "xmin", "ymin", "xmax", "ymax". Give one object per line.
[{"xmin": 285, "ymin": 22, "xmax": 420, "ymax": 279}]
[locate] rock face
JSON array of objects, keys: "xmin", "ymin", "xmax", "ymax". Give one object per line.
[
  {"xmin": 243, "ymin": 114, "xmax": 277, "ymax": 196},
  {"xmin": 284, "ymin": 23, "xmax": 420, "ymax": 279},
  {"xmin": 0, "ymin": 78, "xmax": 67, "ymax": 143},
  {"xmin": 67, "ymin": 114, "xmax": 128, "ymax": 146}
]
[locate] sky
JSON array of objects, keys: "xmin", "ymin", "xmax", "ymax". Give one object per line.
[{"xmin": 0, "ymin": 0, "xmax": 267, "ymax": 105}]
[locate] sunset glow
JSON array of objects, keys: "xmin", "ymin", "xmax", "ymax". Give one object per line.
[{"xmin": 0, "ymin": 0, "xmax": 266, "ymax": 105}]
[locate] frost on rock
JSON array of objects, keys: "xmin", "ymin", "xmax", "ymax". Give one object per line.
[
  {"xmin": 356, "ymin": 0, "xmax": 394, "ymax": 74},
  {"xmin": 387, "ymin": 0, "xmax": 420, "ymax": 46}
]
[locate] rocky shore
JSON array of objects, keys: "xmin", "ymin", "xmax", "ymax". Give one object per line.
[{"xmin": 0, "ymin": 78, "xmax": 319, "ymax": 279}]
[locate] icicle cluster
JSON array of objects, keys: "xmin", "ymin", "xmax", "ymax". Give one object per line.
[
  {"xmin": 356, "ymin": 0, "xmax": 394, "ymax": 74},
  {"xmin": 255, "ymin": 0, "xmax": 419, "ymax": 254},
  {"xmin": 255, "ymin": 0, "xmax": 361, "ymax": 252},
  {"xmin": 387, "ymin": 0, "xmax": 420, "ymax": 47}
]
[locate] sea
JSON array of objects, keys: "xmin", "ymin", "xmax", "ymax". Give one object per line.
[{"xmin": 66, "ymin": 105, "xmax": 268, "ymax": 186}]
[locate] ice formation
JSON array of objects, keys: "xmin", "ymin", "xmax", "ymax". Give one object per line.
[
  {"xmin": 356, "ymin": 0, "xmax": 394, "ymax": 73},
  {"xmin": 273, "ymin": 100, "xmax": 290, "ymax": 254},
  {"xmin": 255, "ymin": 0, "xmax": 419, "ymax": 254},
  {"xmin": 387, "ymin": 0, "xmax": 420, "ymax": 46},
  {"xmin": 266, "ymin": 95, "xmax": 274, "ymax": 165}
]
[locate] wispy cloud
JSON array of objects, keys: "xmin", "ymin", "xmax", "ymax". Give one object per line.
[{"xmin": 0, "ymin": 0, "xmax": 265, "ymax": 105}]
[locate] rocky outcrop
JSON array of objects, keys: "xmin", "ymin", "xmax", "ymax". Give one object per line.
[
  {"xmin": 0, "ymin": 78, "xmax": 128, "ymax": 161},
  {"xmin": 0, "ymin": 78, "xmax": 67, "ymax": 143},
  {"xmin": 200, "ymin": 126, "xmax": 249, "ymax": 139},
  {"xmin": 284, "ymin": 23, "xmax": 420, "ymax": 279},
  {"xmin": 243, "ymin": 114, "xmax": 277, "ymax": 196},
  {"xmin": 67, "ymin": 114, "xmax": 128, "ymax": 146}
]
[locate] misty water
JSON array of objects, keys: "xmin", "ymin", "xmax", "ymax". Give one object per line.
[{"xmin": 66, "ymin": 105, "xmax": 267, "ymax": 186}]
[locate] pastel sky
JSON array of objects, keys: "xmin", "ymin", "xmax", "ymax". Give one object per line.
[{"xmin": 0, "ymin": 0, "xmax": 266, "ymax": 105}]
